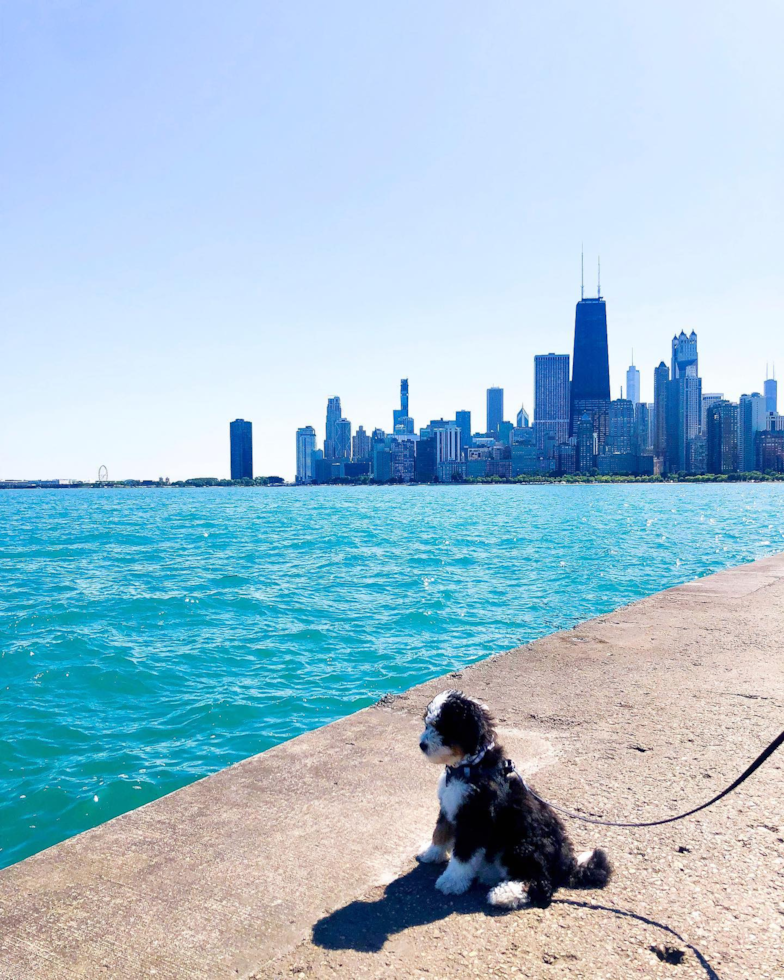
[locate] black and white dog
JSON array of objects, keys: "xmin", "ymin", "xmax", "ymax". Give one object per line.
[{"xmin": 417, "ymin": 690, "xmax": 612, "ymax": 908}]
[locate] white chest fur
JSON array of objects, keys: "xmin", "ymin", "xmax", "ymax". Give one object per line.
[{"xmin": 438, "ymin": 770, "xmax": 474, "ymax": 822}]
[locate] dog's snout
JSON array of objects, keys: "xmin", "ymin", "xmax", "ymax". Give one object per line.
[{"xmin": 419, "ymin": 738, "xmax": 428, "ymax": 753}]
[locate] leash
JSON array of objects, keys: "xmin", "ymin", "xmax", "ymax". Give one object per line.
[{"xmin": 508, "ymin": 726, "xmax": 784, "ymax": 828}]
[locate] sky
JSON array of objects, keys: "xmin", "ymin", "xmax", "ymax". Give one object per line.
[{"xmin": 1, "ymin": 1, "xmax": 782, "ymax": 481}]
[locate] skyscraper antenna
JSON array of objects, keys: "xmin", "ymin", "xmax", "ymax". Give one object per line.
[
  {"xmin": 597, "ymin": 256, "xmax": 601, "ymax": 298},
  {"xmin": 581, "ymin": 246, "xmax": 584, "ymax": 300}
]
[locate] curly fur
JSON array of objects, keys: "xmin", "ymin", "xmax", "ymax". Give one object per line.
[{"xmin": 417, "ymin": 690, "xmax": 613, "ymax": 908}]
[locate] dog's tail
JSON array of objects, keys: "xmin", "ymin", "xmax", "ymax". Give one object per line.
[{"xmin": 568, "ymin": 848, "xmax": 612, "ymax": 889}]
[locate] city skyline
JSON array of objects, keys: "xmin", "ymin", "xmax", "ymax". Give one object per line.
[
  {"xmin": 2, "ymin": 3, "xmax": 783, "ymax": 483},
  {"xmin": 290, "ymin": 281, "xmax": 783, "ymax": 483}
]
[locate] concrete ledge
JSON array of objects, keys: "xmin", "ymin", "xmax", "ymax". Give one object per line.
[{"xmin": 2, "ymin": 555, "xmax": 784, "ymax": 979}]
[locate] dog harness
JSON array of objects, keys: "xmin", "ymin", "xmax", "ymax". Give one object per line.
[{"xmin": 444, "ymin": 742, "xmax": 519, "ymax": 785}]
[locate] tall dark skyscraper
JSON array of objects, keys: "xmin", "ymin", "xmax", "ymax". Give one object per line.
[
  {"xmin": 486, "ymin": 387, "xmax": 503, "ymax": 436},
  {"xmin": 570, "ymin": 281, "xmax": 610, "ymax": 446},
  {"xmin": 706, "ymin": 401, "xmax": 738, "ymax": 474},
  {"xmin": 325, "ymin": 396, "xmax": 342, "ymax": 458},
  {"xmin": 229, "ymin": 419, "xmax": 253, "ymax": 480},
  {"xmin": 653, "ymin": 361, "xmax": 669, "ymax": 457},
  {"xmin": 534, "ymin": 353, "xmax": 570, "ymax": 451}
]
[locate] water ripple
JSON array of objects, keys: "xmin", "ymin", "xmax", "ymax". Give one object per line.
[{"xmin": 1, "ymin": 483, "xmax": 783, "ymax": 868}]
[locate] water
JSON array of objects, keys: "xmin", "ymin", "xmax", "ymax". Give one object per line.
[{"xmin": 1, "ymin": 484, "xmax": 782, "ymax": 869}]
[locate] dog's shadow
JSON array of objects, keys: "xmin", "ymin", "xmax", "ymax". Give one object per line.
[
  {"xmin": 312, "ymin": 863, "xmax": 482, "ymax": 953},
  {"xmin": 311, "ymin": 865, "xmax": 722, "ymax": 980}
]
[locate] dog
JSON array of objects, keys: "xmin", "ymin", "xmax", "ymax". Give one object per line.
[{"xmin": 416, "ymin": 690, "xmax": 612, "ymax": 908}]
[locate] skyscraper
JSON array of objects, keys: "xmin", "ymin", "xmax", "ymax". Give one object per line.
[
  {"xmin": 634, "ymin": 402, "xmax": 653, "ymax": 454},
  {"xmin": 701, "ymin": 393, "xmax": 724, "ymax": 433},
  {"xmin": 486, "ymin": 387, "xmax": 503, "ymax": 436},
  {"xmin": 665, "ymin": 331, "xmax": 702, "ymax": 473},
  {"xmin": 765, "ymin": 367, "xmax": 778, "ymax": 415},
  {"xmin": 325, "ymin": 396, "xmax": 342, "ymax": 458},
  {"xmin": 295, "ymin": 426, "xmax": 317, "ymax": 483},
  {"xmin": 653, "ymin": 362, "xmax": 669, "ymax": 458},
  {"xmin": 335, "ymin": 418, "xmax": 352, "ymax": 459},
  {"xmin": 455, "ymin": 410, "xmax": 472, "ymax": 449},
  {"xmin": 570, "ymin": 291, "xmax": 610, "ymax": 447},
  {"xmin": 576, "ymin": 412, "xmax": 595, "ymax": 472},
  {"xmin": 608, "ymin": 399, "xmax": 635, "ymax": 453},
  {"xmin": 229, "ymin": 419, "xmax": 253, "ymax": 480},
  {"xmin": 393, "ymin": 378, "xmax": 414, "ymax": 434},
  {"xmin": 626, "ymin": 360, "xmax": 640, "ymax": 406},
  {"xmin": 534, "ymin": 353, "xmax": 570, "ymax": 451},
  {"xmin": 391, "ymin": 439, "xmax": 416, "ymax": 482},
  {"xmin": 352, "ymin": 425, "xmax": 371, "ymax": 460},
  {"xmin": 738, "ymin": 393, "xmax": 767, "ymax": 471},
  {"xmin": 516, "ymin": 405, "xmax": 530, "ymax": 428},
  {"xmin": 706, "ymin": 401, "xmax": 738, "ymax": 474}
]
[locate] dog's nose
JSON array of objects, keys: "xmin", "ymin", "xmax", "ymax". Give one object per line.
[{"xmin": 419, "ymin": 739, "xmax": 428, "ymax": 753}]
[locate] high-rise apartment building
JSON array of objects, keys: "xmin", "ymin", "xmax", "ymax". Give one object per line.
[
  {"xmin": 229, "ymin": 419, "xmax": 253, "ymax": 480},
  {"xmin": 352, "ymin": 425, "xmax": 371, "ymax": 460},
  {"xmin": 653, "ymin": 362, "xmax": 669, "ymax": 458},
  {"xmin": 738, "ymin": 393, "xmax": 767, "ymax": 471},
  {"xmin": 391, "ymin": 439, "xmax": 416, "ymax": 482},
  {"xmin": 757, "ymin": 430, "xmax": 784, "ymax": 472},
  {"xmin": 765, "ymin": 369, "xmax": 778, "ymax": 415},
  {"xmin": 295, "ymin": 426, "xmax": 317, "ymax": 483},
  {"xmin": 334, "ymin": 418, "xmax": 352, "ymax": 459},
  {"xmin": 486, "ymin": 388, "xmax": 504, "ymax": 436},
  {"xmin": 534, "ymin": 353, "xmax": 570, "ymax": 451},
  {"xmin": 576, "ymin": 412, "xmax": 595, "ymax": 472},
  {"xmin": 701, "ymin": 393, "xmax": 724, "ymax": 433},
  {"xmin": 706, "ymin": 401, "xmax": 738, "ymax": 474},
  {"xmin": 633, "ymin": 402, "xmax": 653, "ymax": 455},
  {"xmin": 325, "ymin": 396, "xmax": 342, "ymax": 458},
  {"xmin": 626, "ymin": 361, "xmax": 640, "ymax": 406},
  {"xmin": 434, "ymin": 422, "xmax": 463, "ymax": 481},
  {"xmin": 570, "ymin": 294, "xmax": 610, "ymax": 447},
  {"xmin": 608, "ymin": 399, "xmax": 635, "ymax": 454}
]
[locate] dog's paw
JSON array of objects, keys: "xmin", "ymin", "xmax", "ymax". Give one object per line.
[
  {"xmin": 435, "ymin": 868, "xmax": 472, "ymax": 895},
  {"xmin": 417, "ymin": 844, "xmax": 449, "ymax": 864},
  {"xmin": 486, "ymin": 880, "xmax": 530, "ymax": 909}
]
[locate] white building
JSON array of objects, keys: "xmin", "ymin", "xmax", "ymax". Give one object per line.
[
  {"xmin": 296, "ymin": 426, "xmax": 317, "ymax": 483},
  {"xmin": 626, "ymin": 362, "xmax": 640, "ymax": 406}
]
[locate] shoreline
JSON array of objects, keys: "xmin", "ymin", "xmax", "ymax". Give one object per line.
[
  {"xmin": 3, "ymin": 472, "xmax": 784, "ymax": 490},
  {"xmin": 2, "ymin": 553, "xmax": 783, "ymax": 978}
]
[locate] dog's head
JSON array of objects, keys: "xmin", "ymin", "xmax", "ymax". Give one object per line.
[{"xmin": 419, "ymin": 690, "xmax": 495, "ymax": 765}]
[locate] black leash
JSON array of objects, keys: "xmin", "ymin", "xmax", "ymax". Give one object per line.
[{"xmin": 510, "ymin": 726, "xmax": 784, "ymax": 828}]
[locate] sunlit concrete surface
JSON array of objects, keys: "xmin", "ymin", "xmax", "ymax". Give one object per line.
[{"xmin": 2, "ymin": 554, "xmax": 783, "ymax": 979}]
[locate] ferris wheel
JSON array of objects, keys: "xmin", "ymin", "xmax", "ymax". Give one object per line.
[{"xmin": 98, "ymin": 465, "xmax": 108, "ymax": 483}]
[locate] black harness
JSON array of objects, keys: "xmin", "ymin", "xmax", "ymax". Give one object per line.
[{"xmin": 445, "ymin": 756, "xmax": 518, "ymax": 786}]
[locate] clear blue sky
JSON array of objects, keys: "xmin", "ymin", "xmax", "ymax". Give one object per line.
[{"xmin": 2, "ymin": 1, "xmax": 782, "ymax": 481}]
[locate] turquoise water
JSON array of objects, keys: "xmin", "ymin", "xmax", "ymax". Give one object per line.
[{"xmin": 1, "ymin": 484, "xmax": 783, "ymax": 869}]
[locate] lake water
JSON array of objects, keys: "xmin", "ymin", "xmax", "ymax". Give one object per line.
[{"xmin": 1, "ymin": 483, "xmax": 783, "ymax": 869}]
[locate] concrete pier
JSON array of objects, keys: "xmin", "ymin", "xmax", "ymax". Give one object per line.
[{"xmin": 2, "ymin": 554, "xmax": 783, "ymax": 979}]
